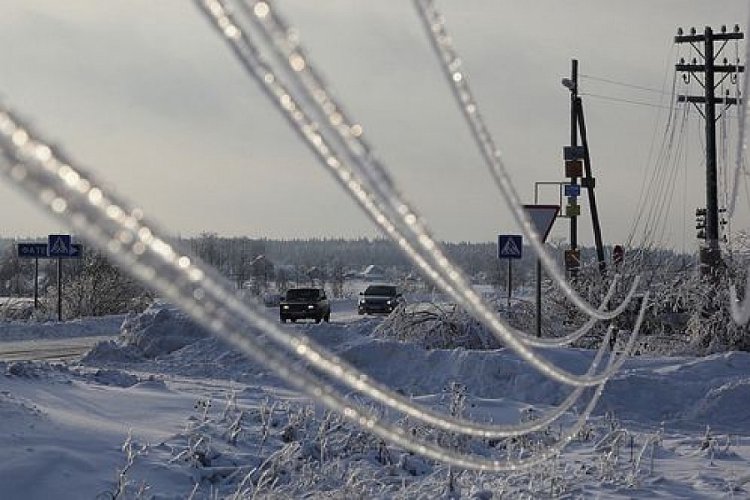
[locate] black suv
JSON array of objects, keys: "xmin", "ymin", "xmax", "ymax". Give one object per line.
[
  {"xmin": 280, "ymin": 288, "xmax": 331, "ymax": 323},
  {"xmin": 358, "ymin": 284, "xmax": 404, "ymax": 315}
]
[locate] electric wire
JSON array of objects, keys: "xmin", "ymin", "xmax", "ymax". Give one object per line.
[
  {"xmin": 729, "ymin": 11, "xmax": 750, "ymax": 323},
  {"xmin": 580, "ymin": 73, "xmax": 674, "ymax": 95},
  {"xmin": 0, "ymin": 106, "xmax": 652, "ymax": 470},
  {"xmin": 235, "ymin": 0, "xmax": 639, "ymax": 329},
  {"xmin": 193, "ymin": 0, "xmax": 643, "ymax": 393},
  {"xmin": 626, "ymin": 48, "xmax": 681, "ymax": 254},
  {"xmin": 0, "ymin": 4, "xmax": 650, "ymax": 468},
  {"xmin": 579, "ymin": 93, "xmax": 676, "ymax": 110},
  {"xmin": 628, "ymin": 73, "xmax": 690, "ymax": 260},
  {"xmin": 0, "ymin": 0, "xmax": 653, "ymax": 468},
  {"xmin": 233, "ymin": 0, "xmax": 627, "ymax": 350},
  {"xmin": 411, "ymin": 0, "xmax": 640, "ymax": 320},
  {"xmin": 729, "ymin": 24, "xmax": 750, "ymax": 218}
]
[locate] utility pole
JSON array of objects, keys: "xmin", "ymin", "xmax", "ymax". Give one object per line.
[
  {"xmin": 675, "ymin": 25, "xmax": 744, "ymax": 275},
  {"xmin": 568, "ymin": 60, "xmax": 579, "ymax": 272},
  {"xmin": 562, "ymin": 59, "xmax": 607, "ymax": 276}
]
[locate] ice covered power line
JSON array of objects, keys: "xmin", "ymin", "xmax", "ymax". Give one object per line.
[
  {"xmin": 234, "ymin": 0, "xmax": 634, "ymax": 349},
  {"xmin": 0, "ymin": 102, "xmax": 637, "ymax": 442},
  {"xmin": 0, "ymin": 108, "xmax": 652, "ymax": 470},
  {"xmin": 729, "ymin": 15, "xmax": 750, "ymax": 218},
  {"xmin": 227, "ymin": 2, "xmax": 635, "ymax": 352},
  {"xmin": 0, "ymin": 2, "xmax": 643, "ymax": 457},
  {"xmin": 411, "ymin": 0, "xmax": 641, "ymax": 316},
  {"xmin": 230, "ymin": 0, "xmax": 639, "ymax": 334},
  {"xmin": 195, "ymin": 0, "xmax": 644, "ymax": 390},
  {"xmin": 0, "ymin": 0, "xmax": 651, "ymax": 468},
  {"xmin": 727, "ymin": 12, "xmax": 750, "ymax": 325}
]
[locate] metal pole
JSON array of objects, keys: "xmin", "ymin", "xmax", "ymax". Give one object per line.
[
  {"xmin": 33, "ymin": 257, "xmax": 39, "ymax": 309},
  {"xmin": 536, "ymin": 260, "xmax": 542, "ymax": 337},
  {"xmin": 57, "ymin": 257, "xmax": 62, "ymax": 321},
  {"xmin": 507, "ymin": 259, "xmax": 512, "ymax": 309},
  {"xmin": 704, "ymin": 26, "xmax": 720, "ymax": 271},
  {"xmin": 534, "ymin": 186, "xmax": 542, "ymax": 337}
]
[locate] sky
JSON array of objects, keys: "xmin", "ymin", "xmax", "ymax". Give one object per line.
[{"xmin": 0, "ymin": 1, "xmax": 748, "ymax": 250}]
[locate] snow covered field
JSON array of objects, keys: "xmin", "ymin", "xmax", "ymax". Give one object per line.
[{"xmin": 1, "ymin": 303, "xmax": 750, "ymax": 499}]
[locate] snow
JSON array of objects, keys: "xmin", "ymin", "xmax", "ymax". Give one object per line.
[
  {"xmin": 0, "ymin": 304, "xmax": 750, "ymax": 498},
  {"xmin": 0, "ymin": 314, "xmax": 124, "ymax": 342}
]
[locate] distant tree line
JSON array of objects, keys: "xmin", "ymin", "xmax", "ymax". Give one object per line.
[{"xmin": 0, "ymin": 235, "xmax": 694, "ymax": 319}]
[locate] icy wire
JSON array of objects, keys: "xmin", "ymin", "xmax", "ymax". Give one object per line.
[
  {"xmin": 729, "ymin": 7, "xmax": 750, "ymax": 325},
  {"xmin": 0, "ymin": 107, "xmax": 637, "ymax": 440},
  {"xmin": 0, "ymin": 0, "xmax": 647, "ymax": 469},
  {"xmin": 0, "ymin": 109, "xmax": 650, "ymax": 470},
  {"xmin": 196, "ymin": 0, "xmax": 639, "ymax": 389},
  {"xmin": 234, "ymin": 0, "xmax": 629, "ymax": 350},
  {"xmin": 236, "ymin": 0, "xmax": 640, "ymax": 329}
]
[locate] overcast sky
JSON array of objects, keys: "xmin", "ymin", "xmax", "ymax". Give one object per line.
[{"xmin": 1, "ymin": 1, "xmax": 748, "ymax": 251}]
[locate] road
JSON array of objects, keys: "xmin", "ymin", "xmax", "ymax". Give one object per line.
[{"xmin": 0, "ymin": 335, "xmax": 115, "ymax": 362}]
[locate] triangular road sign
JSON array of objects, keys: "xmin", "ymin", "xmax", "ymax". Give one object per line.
[
  {"xmin": 501, "ymin": 238, "xmax": 521, "ymax": 257},
  {"xmin": 48, "ymin": 234, "xmax": 72, "ymax": 257},
  {"xmin": 49, "ymin": 237, "xmax": 69, "ymax": 255},
  {"xmin": 522, "ymin": 205, "xmax": 559, "ymax": 243}
]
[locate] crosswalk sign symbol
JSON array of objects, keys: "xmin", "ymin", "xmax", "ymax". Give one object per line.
[
  {"xmin": 501, "ymin": 239, "xmax": 521, "ymax": 256},
  {"xmin": 48, "ymin": 234, "xmax": 72, "ymax": 257},
  {"xmin": 498, "ymin": 234, "xmax": 523, "ymax": 260}
]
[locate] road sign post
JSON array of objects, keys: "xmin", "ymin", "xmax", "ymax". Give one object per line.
[
  {"xmin": 57, "ymin": 258, "xmax": 62, "ymax": 321},
  {"xmin": 17, "ymin": 237, "xmax": 83, "ymax": 317},
  {"xmin": 34, "ymin": 258, "xmax": 39, "ymax": 309},
  {"xmin": 18, "ymin": 243, "xmax": 48, "ymax": 309},
  {"xmin": 498, "ymin": 235, "xmax": 523, "ymax": 308},
  {"xmin": 523, "ymin": 205, "xmax": 560, "ymax": 338},
  {"xmin": 48, "ymin": 235, "xmax": 72, "ymax": 322}
]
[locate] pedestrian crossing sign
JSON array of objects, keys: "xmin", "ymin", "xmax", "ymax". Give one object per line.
[
  {"xmin": 498, "ymin": 235, "xmax": 523, "ymax": 259},
  {"xmin": 48, "ymin": 234, "xmax": 71, "ymax": 257}
]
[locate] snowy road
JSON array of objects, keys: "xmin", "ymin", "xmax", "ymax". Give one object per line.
[{"xmin": 0, "ymin": 335, "xmax": 116, "ymax": 362}]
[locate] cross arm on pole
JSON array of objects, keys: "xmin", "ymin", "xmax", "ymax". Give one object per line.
[
  {"xmin": 675, "ymin": 32, "xmax": 744, "ymax": 43},
  {"xmin": 675, "ymin": 64, "xmax": 744, "ymax": 73}
]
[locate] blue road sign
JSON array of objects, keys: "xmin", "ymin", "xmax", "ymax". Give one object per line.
[
  {"xmin": 564, "ymin": 184, "xmax": 581, "ymax": 197},
  {"xmin": 48, "ymin": 234, "xmax": 72, "ymax": 258},
  {"xmin": 498, "ymin": 235, "xmax": 523, "ymax": 260},
  {"xmin": 18, "ymin": 243, "xmax": 48, "ymax": 259}
]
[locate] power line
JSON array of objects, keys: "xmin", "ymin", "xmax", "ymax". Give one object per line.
[
  {"xmin": 581, "ymin": 92, "xmax": 741, "ymax": 117},
  {"xmin": 579, "ymin": 92, "xmax": 674, "ymax": 110},
  {"xmin": 580, "ymin": 73, "xmax": 671, "ymax": 95}
]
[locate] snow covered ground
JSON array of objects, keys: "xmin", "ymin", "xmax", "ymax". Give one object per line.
[{"xmin": 1, "ymin": 303, "xmax": 750, "ymax": 499}]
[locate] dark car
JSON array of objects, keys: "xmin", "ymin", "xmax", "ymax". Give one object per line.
[
  {"xmin": 358, "ymin": 284, "xmax": 404, "ymax": 315},
  {"xmin": 280, "ymin": 288, "xmax": 331, "ymax": 323}
]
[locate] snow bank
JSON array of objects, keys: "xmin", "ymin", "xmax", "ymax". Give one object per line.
[
  {"xmin": 600, "ymin": 351, "xmax": 750, "ymax": 431},
  {"xmin": 119, "ymin": 303, "xmax": 210, "ymax": 358},
  {"xmin": 77, "ymin": 305, "xmax": 750, "ymax": 434},
  {"xmin": 0, "ymin": 314, "xmax": 125, "ymax": 342}
]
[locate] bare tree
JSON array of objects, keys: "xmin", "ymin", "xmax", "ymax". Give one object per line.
[{"xmin": 55, "ymin": 252, "xmax": 153, "ymax": 318}]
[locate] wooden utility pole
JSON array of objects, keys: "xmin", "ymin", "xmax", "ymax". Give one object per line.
[
  {"xmin": 675, "ymin": 25, "xmax": 744, "ymax": 274},
  {"xmin": 562, "ymin": 59, "xmax": 606, "ymax": 276},
  {"xmin": 568, "ymin": 60, "xmax": 579, "ymax": 263}
]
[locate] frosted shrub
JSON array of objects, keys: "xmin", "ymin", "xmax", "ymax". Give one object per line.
[
  {"xmin": 47, "ymin": 251, "xmax": 153, "ymax": 319},
  {"xmin": 98, "ymin": 431, "xmax": 150, "ymax": 500},
  {"xmin": 373, "ymin": 303, "xmax": 503, "ymax": 350}
]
